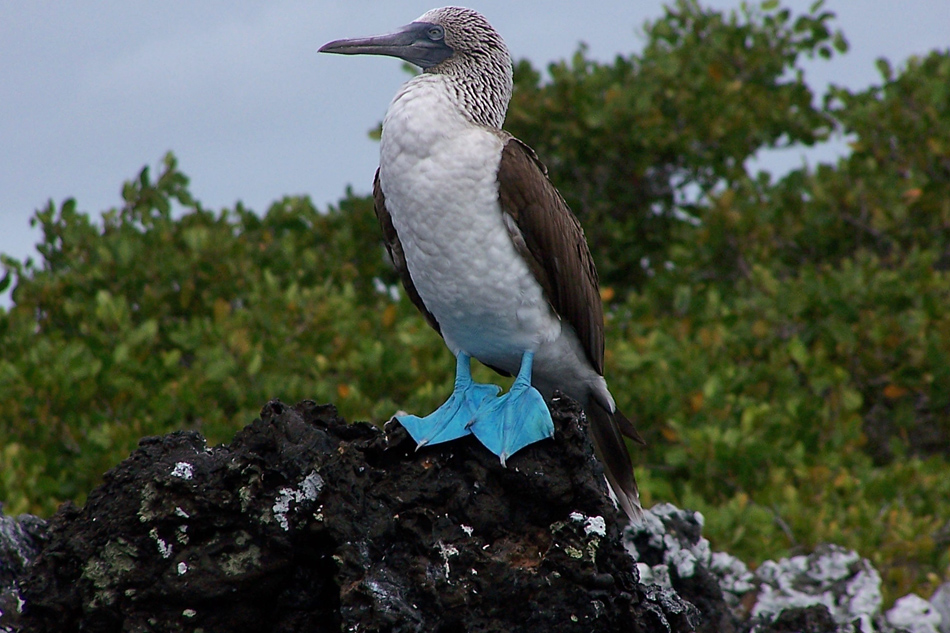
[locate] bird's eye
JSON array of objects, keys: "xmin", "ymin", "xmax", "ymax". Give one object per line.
[{"xmin": 427, "ymin": 26, "xmax": 444, "ymax": 40}]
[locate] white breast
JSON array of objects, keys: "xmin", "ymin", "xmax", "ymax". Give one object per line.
[{"xmin": 378, "ymin": 75, "xmax": 609, "ymax": 406}]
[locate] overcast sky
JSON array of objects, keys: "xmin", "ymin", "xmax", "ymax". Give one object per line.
[{"xmin": 2, "ymin": 1, "xmax": 948, "ymax": 301}]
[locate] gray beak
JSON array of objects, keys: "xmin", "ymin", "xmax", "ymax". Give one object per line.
[{"xmin": 319, "ymin": 21, "xmax": 453, "ymax": 69}]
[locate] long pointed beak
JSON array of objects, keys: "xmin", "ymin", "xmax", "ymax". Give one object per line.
[{"xmin": 319, "ymin": 22, "xmax": 453, "ymax": 69}]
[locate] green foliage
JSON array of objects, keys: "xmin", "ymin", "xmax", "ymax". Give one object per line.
[
  {"xmin": 506, "ymin": 0, "xmax": 844, "ymax": 290},
  {"xmin": 1, "ymin": 0, "xmax": 948, "ymax": 605},
  {"xmin": 682, "ymin": 49, "xmax": 950, "ymax": 280},
  {"xmin": 612, "ymin": 249, "xmax": 950, "ymax": 599},
  {"xmin": 0, "ymin": 155, "xmax": 452, "ymax": 515}
]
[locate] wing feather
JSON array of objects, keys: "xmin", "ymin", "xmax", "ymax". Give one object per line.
[
  {"xmin": 496, "ymin": 139, "xmax": 644, "ymax": 519},
  {"xmin": 495, "ymin": 138, "xmax": 604, "ymax": 374}
]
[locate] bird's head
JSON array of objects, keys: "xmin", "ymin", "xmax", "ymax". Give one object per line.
[{"xmin": 320, "ymin": 7, "xmax": 513, "ymax": 127}]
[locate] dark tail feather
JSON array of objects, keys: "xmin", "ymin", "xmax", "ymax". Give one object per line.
[
  {"xmin": 613, "ymin": 407, "xmax": 646, "ymax": 446},
  {"xmin": 586, "ymin": 401, "xmax": 642, "ymax": 522}
]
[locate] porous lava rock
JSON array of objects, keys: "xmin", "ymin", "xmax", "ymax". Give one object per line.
[
  {"xmin": 626, "ymin": 504, "xmax": 744, "ymax": 633},
  {"xmin": 8, "ymin": 398, "xmax": 709, "ymax": 633},
  {"xmin": 0, "ymin": 509, "xmax": 47, "ymax": 632}
]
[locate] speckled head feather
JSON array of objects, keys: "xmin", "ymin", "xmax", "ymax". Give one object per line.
[{"xmin": 415, "ymin": 7, "xmax": 513, "ymax": 129}]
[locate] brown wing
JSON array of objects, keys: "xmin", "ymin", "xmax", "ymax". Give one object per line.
[
  {"xmin": 497, "ymin": 139, "xmax": 644, "ymax": 520},
  {"xmin": 496, "ymin": 138, "xmax": 605, "ymax": 374},
  {"xmin": 373, "ymin": 169, "xmax": 442, "ymax": 336}
]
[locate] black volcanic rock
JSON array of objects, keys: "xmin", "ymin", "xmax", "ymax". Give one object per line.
[
  {"xmin": 6, "ymin": 398, "xmax": 707, "ymax": 633},
  {"xmin": 626, "ymin": 505, "xmax": 741, "ymax": 633},
  {"xmin": 754, "ymin": 605, "xmax": 839, "ymax": 633},
  {"xmin": 0, "ymin": 509, "xmax": 47, "ymax": 632}
]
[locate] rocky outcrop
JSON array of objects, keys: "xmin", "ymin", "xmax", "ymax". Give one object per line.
[
  {"xmin": 0, "ymin": 399, "xmax": 945, "ymax": 632},
  {"xmin": 3, "ymin": 399, "xmax": 704, "ymax": 632},
  {"xmin": 0, "ymin": 508, "xmax": 46, "ymax": 633}
]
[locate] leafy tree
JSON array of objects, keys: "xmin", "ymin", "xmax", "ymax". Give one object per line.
[
  {"xmin": 506, "ymin": 0, "xmax": 845, "ymax": 290},
  {"xmin": 0, "ymin": 155, "xmax": 451, "ymax": 515}
]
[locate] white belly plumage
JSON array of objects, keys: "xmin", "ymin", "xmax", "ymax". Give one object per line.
[{"xmin": 379, "ymin": 75, "xmax": 608, "ymax": 406}]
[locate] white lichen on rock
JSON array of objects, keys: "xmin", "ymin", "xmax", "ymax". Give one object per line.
[
  {"xmin": 626, "ymin": 504, "xmax": 712, "ymax": 584},
  {"xmin": 170, "ymin": 462, "xmax": 194, "ymax": 480},
  {"xmin": 436, "ymin": 541, "xmax": 459, "ymax": 579},
  {"xmin": 637, "ymin": 562, "xmax": 672, "ymax": 590},
  {"xmin": 148, "ymin": 528, "xmax": 173, "ymax": 559},
  {"xmin": 272, "ymin": 471, "xmax": 324, "ymax": 531},
  {"xmin": 575, "ymin": 513, "xmax": 607, "ymax": 538},
  {"xmin": 929, "ymin": 582, "xmax": 950, "ymax": 633},
  {"xmin": 885, "ymin": 594, "xmax": 942, "ymax": 633},
  {"xmin": 752, "ymin": 544, "xmax": 881, "ymax": 632},
  {"xmin": 709, "ymin": 551, "xmax": 755, "ymax": 610},
  {"xmin": 556, "ymin": 512, "xmax": 604, "ymax": 562}
]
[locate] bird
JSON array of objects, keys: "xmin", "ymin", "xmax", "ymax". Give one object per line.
[{"xmin": 320, "ymin": 7, "xmax": 643, "ymax": 520}]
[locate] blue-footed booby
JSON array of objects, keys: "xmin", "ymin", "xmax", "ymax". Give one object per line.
[{"xmin": 320, "ymin": 7, "xmax": 643, "ymax": 519}]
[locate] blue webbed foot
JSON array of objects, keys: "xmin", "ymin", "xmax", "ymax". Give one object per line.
[
  {"xmin": 398, "ymin": 352, "xmax": 500, "ymax": 447},
  {"xmin": 468, "ymin": 351, "xmax": 554, "ymax": 466}
]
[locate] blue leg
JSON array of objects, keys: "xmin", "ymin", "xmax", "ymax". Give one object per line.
[
  {"xmin": 398, "ymin": 352, "xmax": 500, "ymax": 448},
  {"xmin": 468, "ymin": 351, "xmax": 554, "ymax": 466}
]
